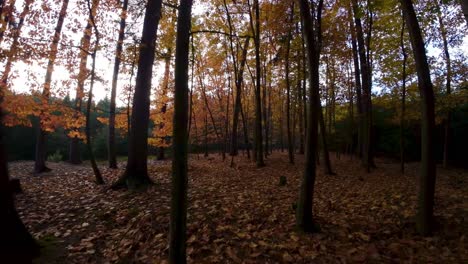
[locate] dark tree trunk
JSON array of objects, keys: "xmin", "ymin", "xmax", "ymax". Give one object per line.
[
  {"xmin": 319, "ymin": 106, "xmax": 334, "ymax": 175},
  {"xmin": 85, "ymin": 0, "xmax": 104, "ymax": 184},
  {"xmin": 249, "ymin": 0, "xmax": 265, "ymax": 167},
  {"xmin": 70, "ymin": 0, "xmax": 99, "ymax": 165},
  {"xmin": 296, "ymin": 0, "xmax": 323, "ymax": 233},
  {"xmin": 35, "ymin": 0, "xmax": 69, "ymax": 174},
  {"xmin": 0, "ymin": 105, "xmax": 39, "ymax": 262},
  {"xmin": 112, "ymin": 0, "xmax": 163, "ymax": 189},
  {"xmin": 435, "ymin": 3, "xmax": 452, "ymax": 168},
  {"xmin": 108, "ymin": 0, "xmax": 128, "ymax": 169},
  {"xmin": 400, "ymin": 0, "xmax": 437, "ymax": 236},
  {"xmin": 348, "ymin": 6, "xmax": 363, "ymax": 158},
  {"xmin": 169, "ymin": 0, "xmax": 192, "ymax": 262},
  {"xmin": 460, "ymin": 0, "xmax": 468, "ymax": 25},
  {"xmin": 400, "ymin": 13, "xmax": 407, "ymax": 174},
  {"xmin": 285, "ymin": 5, "xmax": 294, "ymax": 164},
  {"xmin": 351, "ymin": 0, "xmax": 373, "ymax": 171}
]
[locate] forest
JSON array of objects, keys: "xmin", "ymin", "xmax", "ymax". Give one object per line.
[{"xmin": 1, "ymin": 0, "xmax": 467, "ymax": 263}]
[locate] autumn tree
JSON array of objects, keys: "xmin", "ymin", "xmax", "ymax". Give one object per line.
[
  {"xmin": 296, "ymin": 0, "xmax": 323, "ymax": 233},
  {"xmin": 108, "ymin": 0, "xmax": 129, "ymax": 169},
  {"xmin": 399, "ymin": 0, "xmax": 437, "ymax": 236},
  {"xmin": 34, "ymin": 0, "xmax": 69, "ymax": 174},
  {"xmin": 169, "ymin": 0, "xmax": 192, "ymax": 262}
]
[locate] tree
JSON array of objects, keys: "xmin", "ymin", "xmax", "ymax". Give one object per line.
[
  {"xmin": 112, "ymin": 0, "xmax": 163, "ymax": 189},
  {"xmin": 108, "ymin": 0, "xmax": 129, "ymax": 169},
  {"xmin": 296, "ymin": 0, "xmax": 323, "ymax": 233},
  {"xmin": 169, "ymin": 0, "xmax": 192, "ymax": 263},
  {"xmin": 285, "ymin": 3, "xmax": 294, "ymax": 164},
  {"xmin": 399, "ymin": 0, "xmax": 437, "ymax": 236},
  {"xmin": 0, "ymin": 89, "xmax": 39, "ymax": 262},
  {"xmin": 34, "ymin": 0, "xmax": 70, "ymax": 174},
  {"xmin": 69, "ymin": 0, "xmax": 100, "ymax": 165},
  {"xmin": 85, "ymin": 0, "xmax": 104, "ymax": 184},
  {"xmin": 460, "ymin": 0, "xmax": 468, "ymax": 25}
]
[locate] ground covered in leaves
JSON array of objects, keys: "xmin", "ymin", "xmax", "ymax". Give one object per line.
[{"xmin": 11, "ymin": 152, "xmax": 468, "ymax": 263}]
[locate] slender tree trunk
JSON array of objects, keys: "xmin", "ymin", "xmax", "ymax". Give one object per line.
[
  {"xmin": 169, "ymin": 1, "xmax": 192, "ymax": 262},
  {"xmin": 400, "ymin": 0, "xmax": 437, "ymax": 236},
  {"xmin": 69, "ymin": 0, "xmax": 99, "ymax": 165},
  {"xmin": 285, "ymin": 5, "xmax": 294, "ymax": 164},
  {"xmin": 249, "ymin": 0, "xmax": 265, "ymax": 167},
  {"xmin": 34, "ymin": 0, "xmax": 69, "ymax": 174},
  {"xmin": 348, "ymin": 7, "xmax": 363, "ymax": 157},
  {"xmin": 85, "ymin": 0, "xmax": 104, "ymax": 184},
  {"xmin": 319, "ymin": 106, "xmax": 334, "ymax": 175},
  {"xmin": 112, "ymin": 0, "xmax": 163, "ymax": 189},
  {"xmin": 435, "ymin": 3, "xmax": 452, "ymax": 168},
  {"xmin": 229, "ymin": 37, "xmax": 249, "ymax": 155},
  {"xmin": 296, "ymin": 0, "xmax": 323, "ymax": 233},
  {"xmin": 351, "ymin": 0, "xmax": 373, "ymax": 171},
  {"xmin": 108, "ymin": 0, "xmax": 128, "ymax": 168},
  {"xmin": 400, "ymin": 14, "xmax": 407, "ymax": 174}
]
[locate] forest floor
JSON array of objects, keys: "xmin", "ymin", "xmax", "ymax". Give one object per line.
[{"xmin": 10, "ymin": 152, "xmax": 468, "ymax": 263}]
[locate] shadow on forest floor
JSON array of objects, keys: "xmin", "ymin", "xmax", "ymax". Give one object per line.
[{"xmin": 10, "ymin": 152, "xmax": 468, "ymax": 263}]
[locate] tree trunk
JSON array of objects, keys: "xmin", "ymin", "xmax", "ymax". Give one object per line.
[
  {"xmin": 400, "ymin": 14, "xmax": 407, "ymax": 174},
  {"xmin": 435, "ymin": 3, "xmax": 452, "ymax": 168},
  {"xmin": 0, "ymin": 104, "xmax": 39, "ymax": 262},
  {"xmin": 85, "ymin": 0, "xmax": 104, "ymax": 184},
  {"xmin": 108, "ymin": 0, "xmax": 128, "ymax": 168},
  {"xmin": 253, "ymin": 0, "xmax": 264, "ymax": 167},
  {"xmin": 69, "ymin": 0, "xmax": 100, "ymax": 165},
  {"xmin": 230, "ymin": 37, "xmax": 250, "ymax": 156},
  {"xmin": 35, "ymin": 0, "xmax": 69, "ymax": 174},
  {"xmin": 351, "ymin": 0, "xmax": 373, "ymax": 171},
  {"xmin": 348, "ymin": 6, "xmax": 363, "ymax": 158},
  {"xmin": 319, "ymin": 106, "xmax": 334, "ymax": 175},
  {"xmin": 169, "ymin": 0, "xmax": 192, "ymax": 262},
  {"xmin": 285, "ymin": 5, "xmax": 294, "ymax": 164},
  {"xmin": 400, "ymin": 0, "xmax": 437, "ymax": 236},
  {"xmin": 460, "ymin": 0, "xmax": 468, "ymax": 25},
  {"xmin": 296, "ymin": 0, "xmax": 323, "ymax": 233},
  {"xmin": 112, "ymin": 0, "xmax": 163, "ymax": 189}
]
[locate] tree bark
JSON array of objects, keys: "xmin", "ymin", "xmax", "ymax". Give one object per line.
[
  {"xmin": 400, "ymin": 0, "xmax": 437, "ymax": 236},
  {"xmin": 460, "ymin": 0, "xmax": 468, "ymax": 25},
  {"xmin": 0, "ymin": 101, "xmax": 39, "ymax": 262},
  {"xmin": 169, "ymin": 0, "xmax": 192, "ymax": 262},
  {"xmin": 85, "ymin": 0, "xmax": 104, "ymax": 184},
  {"xmin": 108, "ymin": 0, "xmax": 128, "ymax": 168},
  {"xmin": 112, "ymin": 0, "xmax": 163, "ymax": 189},
  {"xmin": 319, "ymin": 105, "xmax": 334, "ymax": 175},
  {"xmin": 351, "ymin": 0, "xmax": 373, "ymax": 171},
  {"xmin": 285, "ymin": 4, "xmax": 294, "ymax": 164},
  {"xmin": 69, "ymin": 0, "xmax": 100, "ymax": 165},
  {"xmin": 251, "ymin": 0, "xmax": 264, "ymax": 167},
  {"xmin": 34, "ymin": 0, "xmax": 69, "ymax": 174},
  {"xmin": 296, "ymin": 0, "xmax": 323, "ymax": 233},
  {"xmin": 400, "ymin": 14, "xmax": 407, "ymax": 174},
  {"xmin": 157, "ymin": 49, "xmax": 172, "ymax": 161},
  {"xmin": 435, "ymin": 2, "xmax": 452, "ymax": 168}
]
